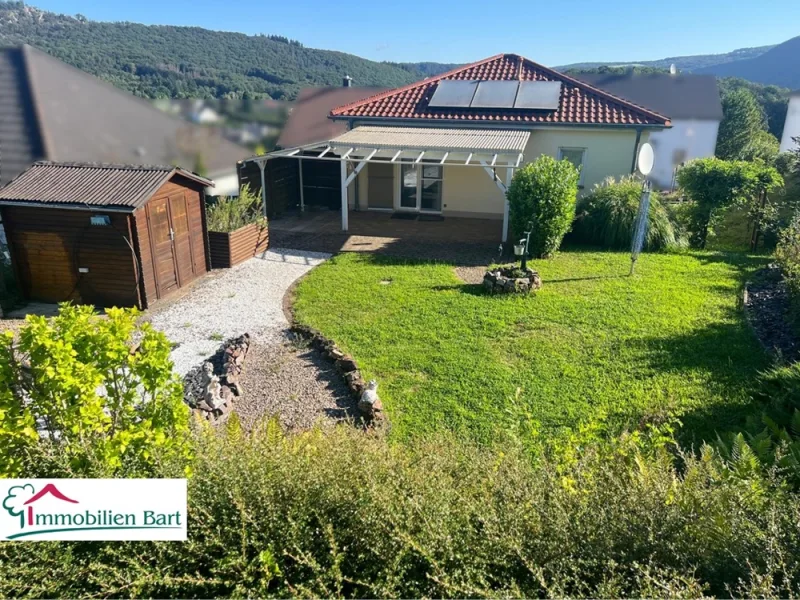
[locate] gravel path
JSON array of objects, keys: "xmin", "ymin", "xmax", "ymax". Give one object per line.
[
  {"xmin": 235, "ymin": 339, "xmax": 359, "ymax": 431},
  {"xmin": 149, "ymin": 248, "xmax": 329, "ymax": 375},
  {"xmin": 0, "ymin": 318, "xmax": 26, "ymax": 340}
]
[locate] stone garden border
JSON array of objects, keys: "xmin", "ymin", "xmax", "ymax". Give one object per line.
[
  {"xmin": 290, "ymin": 323, "xmax": 385, "ymax": 424},
  {"xmin": 184, "ymin": 333, "xmax": 251, "ymax": 423}
]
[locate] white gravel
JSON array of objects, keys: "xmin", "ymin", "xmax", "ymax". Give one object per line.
[{"xmin": 149, "ymin": 248, "xmax": 329, "ymax": 375}]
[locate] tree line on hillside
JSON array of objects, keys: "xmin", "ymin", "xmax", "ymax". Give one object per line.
[{"xmin": 0, "ymin": 1, "xmax": 455, "ymax": 99}]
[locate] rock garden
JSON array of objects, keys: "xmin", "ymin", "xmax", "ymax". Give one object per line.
[{"xmin": 482, "ymin": 265, "xmax": 542, "ymax": 294}]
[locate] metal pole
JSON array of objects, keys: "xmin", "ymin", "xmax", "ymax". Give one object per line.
[
  {"xmin": 258, "ymin": 161, "xmax": 268, "ymax": 218},
  {"xmin": 630, "ymin": 179, "xmax": 651, "ymax": 276},
  {"xmin": 521, "ymin": 228, "xmax": 532, "ymax": 271},
  {"xmin": 340, "ymin": 160, "xmax": 349, "ymax": 232},
  {"xmin": 502, "ymin": 162, "xmax": 513, "ymax": 244},
  {"xmin": 298, "ymin": 158, "xmax": 305, "ymax": 213}
]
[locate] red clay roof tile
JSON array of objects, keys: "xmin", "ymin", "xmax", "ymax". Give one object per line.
[{"xmin": 331, "ymin": 54, "xmax": 670, "ymax": 127}]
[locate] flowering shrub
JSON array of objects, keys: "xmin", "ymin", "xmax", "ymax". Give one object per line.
[{"xmin": 0, "ymin": 304, "xmax": 190, "ymax": 477}]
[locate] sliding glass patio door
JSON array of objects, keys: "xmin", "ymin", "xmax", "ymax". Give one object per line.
[
  {"xmin": 398, "ymin": 162, "xmax": 443, "ymax": 213},
  {"xmin": 400, "ymin": 163, "xmax": 418, "ymax": 210}
]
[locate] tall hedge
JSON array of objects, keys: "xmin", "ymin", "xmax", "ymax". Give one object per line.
[
  {"xmin": 3, "ymin": 421, "xmax": 800, "ymax": 598},
  {"xmin": 507, "ymin": 156, "xmax": 579, "ymax": 258}
]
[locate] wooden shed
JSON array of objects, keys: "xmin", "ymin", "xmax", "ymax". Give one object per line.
[{"xmin": 0, "ymin": 161, "xmax": 214, "ymax": 309}]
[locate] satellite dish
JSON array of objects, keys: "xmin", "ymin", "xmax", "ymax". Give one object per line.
[{"xmin": 637, "ymin": 142, "xmax": 655, "ymax": 176}]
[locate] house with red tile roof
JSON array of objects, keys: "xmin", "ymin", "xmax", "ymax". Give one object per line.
[{"xmin": 244, "ymin": 54, "xmax": 672, "ymax": 243}]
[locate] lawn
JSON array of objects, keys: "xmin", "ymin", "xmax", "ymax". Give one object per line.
[{"xmin": 294, "ymin": 249, "xmax": 770, "ymax": 444}]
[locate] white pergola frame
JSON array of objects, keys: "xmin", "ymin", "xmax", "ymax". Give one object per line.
[{"xmin": 248, "ymin": 140, "xmax": 525, "ymax": 242}]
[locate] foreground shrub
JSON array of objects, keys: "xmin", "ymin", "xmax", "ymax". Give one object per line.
[
  {"xmin": 3, "ymin": 421, "xmax": 800, "ymax": 598},
  {"xmin": 573, "ymin": 176, "xmax": 677, "ymax": 250},
  {"xmin": 206, "ymin": 184, "xmax": 265, "ymax": 232},
  {"xmin": 0, "ymin": 304, "xmax": 190, "ymax": 477},
  {"xmin": 715, "ymin": 363, "xmax": 800, "ymax": 490},
  {"xmin": 507, "ymin": 155, "xmax": 579, "ymax": 258}
]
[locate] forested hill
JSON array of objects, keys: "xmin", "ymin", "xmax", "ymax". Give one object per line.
[
  {"xmin": 556, "ymin": 45, "xmax": 774, "ymax": 73},
  {"xmin": 695, "ymin": 36, "xmax": 800, "ymax": 89},
  {"xmin": 0, "ymin": 1, "xmax": 457, "ymax": 100}
]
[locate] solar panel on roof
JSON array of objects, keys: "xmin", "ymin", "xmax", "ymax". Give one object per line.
[
  {"xmin": 513, "ymin": 81, "xmax": 562, "ymax": 109},
  {"xmin": 428, "ymin": 80, "xmax": 478, "ymax": 108},
  {"xmin": 471, "ymin": 81, "xmax": 520, "ymax": 108}
]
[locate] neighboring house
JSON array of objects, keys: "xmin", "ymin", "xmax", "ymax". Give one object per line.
[
  {"xmin": 780, "ymin": 91, "xmax": 800, "ymax": 153},
  {"xmin": 244, "ymin": 53, "xmax": 671, "ymax": 243},
  {"xmin": 0, "ymin": 45, "xmax": 248, "ymax": 195},
  {"xmin": 575, "ymin": 73, "xmax": 722, "ymax": 189},
  {"xmin": 275, "ymin": 84, "xmax": 387, "ymax": 149}
]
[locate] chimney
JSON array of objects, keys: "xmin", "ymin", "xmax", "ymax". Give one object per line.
[{"xmin": 343, "ymin": 75, "xmax": 353, "ymax": 88}]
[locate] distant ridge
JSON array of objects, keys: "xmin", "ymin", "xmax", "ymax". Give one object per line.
[
  {"xmin": 556, "ymin": 45, "xmax": 774, "ymax": 73},
  {"xmin": 0, "ymin": 0, "xmax": 795, "ymax": 99},
  {"xmin": 695, "ymin": 36, "xmax": 800, "ymax": 89}
]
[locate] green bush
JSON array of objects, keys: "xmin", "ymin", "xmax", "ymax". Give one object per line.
[
  {"xmin": 663, "ymin": 199, "xmax": 694, "ymax": 248},
  {"xmin": 0, "ymin": 255, "xmax": 23, "ymax": 314},
  {"xmin": 677, "ymin": 157, "xmax": 783, "ymax": 249},
  {"xmin": 507, "ymin": 155, "xmax": 579, "ymax": 258},
  {"xmin": 206, "ymin": 184, "xmax": 266, "ymax": 233},
  {"xmin": 573, "ymin": 176, "xmax": 678, "ymax": 251},
  {"xmin": 777, "ymin": 212, "xmax": 800, "ymax": 305},
  {"xmin": 3, "ymin": 421, "xmax": 800, "ymax": 598},
  {"xmin": 0, "ymin": 304, "xmax": 190, "ymax": 477}
]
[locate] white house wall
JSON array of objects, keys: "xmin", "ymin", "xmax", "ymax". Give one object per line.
[
  {"xmin": 647, "ymin": 119, "xmax": 719, "ymax": 189},
  {"xmin": 207, "ymin": 172, "xmax": 240, "ymax": 197},
  {"xmin": 780, "ymin": 96, "xmax": 800, "ymax": 153},
  {"xmin": 354, "ymin": 127, "xmax": 654, "ymax": 217},
  {"xmin": 523, "ymin": 128, "xmax": 648, "ymax": 191}
]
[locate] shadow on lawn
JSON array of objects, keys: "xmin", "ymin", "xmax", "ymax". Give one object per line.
[
  {"xmin": 547, "ymin": 274, "xmax": 628, "ymax": 284},
  {"xmin": 431, "ymin": 283, "xmax": 487, "ymax": 296},
  {"xmin": 628, "ymin": 313, "xmax": 772, "ymax": 446}
]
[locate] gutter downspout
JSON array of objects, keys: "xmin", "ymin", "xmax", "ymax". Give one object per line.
[
  {"xmin": 630, "ymin": 128, "xmax": 643, "ymax": 174},
  {"xmin": 258, "ymin": 160, "xmax": 268, "ymax": 218}
]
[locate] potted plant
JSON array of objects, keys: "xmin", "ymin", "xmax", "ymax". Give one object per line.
[{"xmin": 206, "ymin": 185, "xmax": 268, "ymax": 268}]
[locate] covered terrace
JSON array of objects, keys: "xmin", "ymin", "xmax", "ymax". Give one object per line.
[{"xmin": 245, "ymin": 126, "xmax": 529, "ymax": 244}]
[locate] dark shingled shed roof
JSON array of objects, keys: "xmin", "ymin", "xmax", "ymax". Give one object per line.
[{"xmin": 0, "ymin": 161, "xmax": 213, "ymax": 210}]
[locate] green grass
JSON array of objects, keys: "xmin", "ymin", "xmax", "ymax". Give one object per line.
[{"xmin": 294, "ymin": 249, "xmax": 770, "ymax": 444}]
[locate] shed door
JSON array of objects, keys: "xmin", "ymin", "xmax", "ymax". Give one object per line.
[
  {"xmin": 168, "ymin": 192, "xmax": 197, "ymax": 286},
  {"xmin": 146, "ymin": 197, "xmax": 179, "ymax": 297}
]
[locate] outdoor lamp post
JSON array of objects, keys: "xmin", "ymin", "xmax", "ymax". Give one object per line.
[{"xmin": 515, "ymin": 227, "xmax": 532, "ymax": 271}]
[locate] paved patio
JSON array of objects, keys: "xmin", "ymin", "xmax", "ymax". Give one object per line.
[{"xmin": 269, "ymin": 210, "xmax": 503, "ymax": 265}]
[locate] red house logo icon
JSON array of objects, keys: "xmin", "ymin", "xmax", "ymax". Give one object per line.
[{"xmin": 3, "ymin": 483, "xmax": 78, "ymax": 529}]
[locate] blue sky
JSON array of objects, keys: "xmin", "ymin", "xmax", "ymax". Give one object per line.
[{"xmin": 31, "ymin": 0, "xmax": 800, "ymax": 66}]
